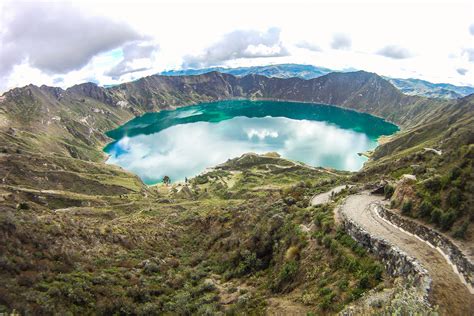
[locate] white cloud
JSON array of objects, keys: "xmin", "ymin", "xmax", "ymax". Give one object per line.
[
  {"xmin": 377, "ymin": 45, "xmax": 413, "ymax": 59},
  {"xmin": 331, "ymin": 33, "xmax": 352, "ymax": 50},
  {"xmin": 456, "ymin": 68, "xmax": 468, "ymax": 75},
  {"xmin": 0, "ymin": 1, "xmax": 143, "ymax": 80},
  {"xmin": 182, "ymin": 27, "xmax": 289, "ymax": 68},
  {"xmin": 105, "ymin": 41, "xmax": 160, "ymax": 79},
  {"xmin": 462, "ymin": 48, "xmax": 474, "ymax": 62},
  {"xmin": 295, "ymin": 41, "xmax": 322, "ymax": 52}
]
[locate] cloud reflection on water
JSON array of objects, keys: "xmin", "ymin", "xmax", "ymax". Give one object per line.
[{"xmin": 107, "ymin": 116, "xmax": 374, "ymax": 184}]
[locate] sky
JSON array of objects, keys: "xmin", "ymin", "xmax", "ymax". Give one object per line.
[{"xmin": 0, "ymin": 0, "xmax": 473, "ymax": 92}]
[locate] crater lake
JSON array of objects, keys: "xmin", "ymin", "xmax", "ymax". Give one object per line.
[{"xmin": 104, "ymin": 100, "xmax": 398, "ymax": 184}]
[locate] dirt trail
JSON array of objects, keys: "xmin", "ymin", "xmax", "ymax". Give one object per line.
[
  {"xmin": 266, "ymin": 297, "xmax": 310, "ymax": 316},
  {"xmin": 310, "ymin": 184, "xmax": 352, "ymax": 206},
  {"xmin": 340, "ymin": 192, "xmax": 474, "ymax": 315}
]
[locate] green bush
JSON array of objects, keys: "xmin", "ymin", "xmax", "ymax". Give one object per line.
[
  {"xmin": 447, "ymin": 188, "xmax": 462, "ymax": 209},
  {"xmin": 449, "ymin": 166, "xmax": 462, "ymax": 180},
  {"xmin": 430, "ymin": 208, "xmax": 442, "ymax": 224},
  {"xmin": 271, "ymin": 261, "xmax": 299, "ymax": 292},
  {"xmin": 358, "ymin": 274, "xmax": 370, "ymax": 290},
  {"xmin": 440, "ymin": 211, "xmax": 456, "ymax": 231},
  {"xmin": 384, "ymin": 185, "xmax": 395, "ymax": 199},
  {"xmin": 318, "ymin": 288, "xmax": 336, "ymax": 311},
  {"xmin": 401, "ymin": 200, "xmax": 413, "ymax": 215},
  {"xmin": 424, "ymin": 177, "xmax": 441, "ymax": 192},
  {"xmin": 418, "ymin": 201, "xmax": 433, "ymax": 218},
  {"xmin": 16, "ymin": 202, "xmax": 29, "ymax": 210},
  {"xmin": 452, "ymin": 222, "xmax": 469, "ymax": 239}
]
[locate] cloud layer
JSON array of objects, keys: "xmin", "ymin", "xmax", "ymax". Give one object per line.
[
  {"xmin": 377, "ymin": 45, "xmax": 413, "ymax": 59},
  {"xmin": 182, "ymin": 27, "xmax": 289, "ymax": 68},
  {"xmin": 0, "ymin": 2, "xmax": 143, "ymax": 79}
]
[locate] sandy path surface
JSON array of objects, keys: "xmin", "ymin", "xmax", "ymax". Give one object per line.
[
  {"xmin": 340, "ymin": 192, "xmax": 474, "ymax": 315},
  {"xmin": 310, "ymin": 185, "xmax": 351, "ymax": 206}
]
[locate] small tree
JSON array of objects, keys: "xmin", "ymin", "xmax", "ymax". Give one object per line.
[{"xmin": 162, "ymin": 175, "xmax": 171, "ymax": 186}]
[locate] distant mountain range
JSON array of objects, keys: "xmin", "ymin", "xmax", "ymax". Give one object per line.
[{"xmin": 160, "ymin": 64, "xmax": 474, "ymax": 99}]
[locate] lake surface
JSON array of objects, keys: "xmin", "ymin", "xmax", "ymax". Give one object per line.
[{"xmin": 104, "ymin": 100, "xmax": 398, "ymax": 184}]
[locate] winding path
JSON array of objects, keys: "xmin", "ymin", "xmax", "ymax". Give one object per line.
[
  {"xmin": 339, "ymin": 192, "xmax": 474, "ymax": 315},
  {"xmin": 310, "ymin": 185, "xmax": 351, "ymax": 206}
]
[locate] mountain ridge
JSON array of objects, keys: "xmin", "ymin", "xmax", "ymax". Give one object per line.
[
  {"xmin": 13, "ymin": 70, "xmax": 438, "ymax": 127},
  {"xmin": 160, "ymin": 64, "xmax": 474, "ymax": 99}
]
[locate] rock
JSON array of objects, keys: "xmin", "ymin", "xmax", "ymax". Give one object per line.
[
  {"xmin": 423, "ymin": 148, "xmax": 442, "ymax": 156},
  {"xmin": 116, "ymin": 100, "xmax": 128, "ymax": 108},
  {"xmin": 401, "ymin": 174, "xmax": 417, "ymax": 182}
]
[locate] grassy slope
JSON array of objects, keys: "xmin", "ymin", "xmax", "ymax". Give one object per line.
[
  {"xmin": 0, "ymin": 72, "xmax": 472, "ymax": 314},
  {"xmin": 356, "ymin": 94, "xmax": 474, "ymax": 243},
  {"xmin": 1, "ymin": 153, "xmax": 393, "ymax": 315}
]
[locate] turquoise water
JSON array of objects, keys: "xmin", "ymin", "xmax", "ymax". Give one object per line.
[{"xmin": 104, "ymin": 100, "xmax": 398, "ymax": 184}]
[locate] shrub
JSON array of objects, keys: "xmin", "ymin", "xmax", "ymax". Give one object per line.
[
  {"xmin": 234, "ymin": 251, "xmax": 262, "ymax": 277},
  {"xmin": 358, "ymin": 274, "xmax": 370, "ymax": 290},
  {"xmin": 143, "ymin": 261, "xmax": 160, "ymax": 275},
  {"xmin": 429, "ymin": 193, "xmax": 442, "ymax": 207},
  {"xmin": 449, "ymin": 166, "xmax": 462, "ymax": 180},
  {"xmin": 384, "ymin": 185, "xmax": 395, "ymax": 199},
  {"xmin": 194, "ymin": 175, "xmax": 208, "ymax": 185},
  {"xmin": 452, "ymin": 222, "xmax": 469, "ymax": 239},
  {"xmin": 401, "ymin": 200, "xmax": 413, "ymax": 216},
  {"xmin": 318, "ymin": 288, "xmax": 336, "ymax": 311},
  {"xmin": 16, "ymin": 202, "xmax": 29, "ymax": 210},
  {"xmin": 418, "ymin": 201, "xmax": 433, "ymax": 218},
  {"xmin": 424, "ymin": 177, "xmax": 441, "ymax": 192},
  {"xmin": 440, "ymin": 211, "xmax": 456, "ymax": 231},
  {"xmin": 271, "ymin": 261, "xmax": 299, "ymax": 292},
  {"xmin": 322, "ymin": 236, "xmax": 332, "ymax": 249},
  {"xmin": 430, "ymin": 208, "xmax": 442, "ymax": 225},
  {"xmin": 447, "ymin": 188, "xmax": 462, "ymax": 209},
  {"xmin": 284, "ymin": 246, "xmax": 300, "ymax": 261}
]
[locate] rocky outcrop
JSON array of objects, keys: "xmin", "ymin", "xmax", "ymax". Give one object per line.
[
  {"xmin": 377, "ymin": 206, "xmax": 474, "ymax": 291},
  {"xmin": 340, "ymin": 204, "xmax": 432, "ymax": 302},
  {"xmin": 67, "ymin": 82, "xmax": 116, "ymax": 106}
]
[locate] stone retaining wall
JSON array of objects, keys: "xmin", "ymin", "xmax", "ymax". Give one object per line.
[
  {"xmin": 340, "ymin": 205, "xmax": 432, "ymax": 301},
  {"xmin": 376, "ymin": 205, "xmax": 474, "ymax": 291}
]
